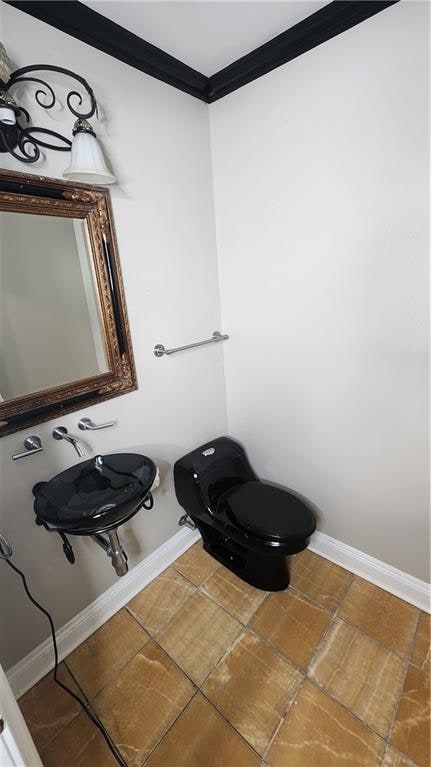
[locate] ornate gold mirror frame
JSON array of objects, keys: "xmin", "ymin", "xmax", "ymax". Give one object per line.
[{"xmin": 0, "ymin": 169, "xmax": 137, "ymax": 436}]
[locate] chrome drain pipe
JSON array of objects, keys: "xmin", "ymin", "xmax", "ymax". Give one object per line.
[{"xmin": 92, "ymin": 530, "xmax": 128, "ymax": 576}]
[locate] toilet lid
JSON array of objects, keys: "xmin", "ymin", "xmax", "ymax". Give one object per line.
[{"xmin": 216, "ymin": 481, "xmax": 316, "ymax": 542}]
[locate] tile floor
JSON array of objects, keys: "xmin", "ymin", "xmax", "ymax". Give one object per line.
[{"xmin": 19, "ymin": 544, "xmax": 430, "ymax": 767}]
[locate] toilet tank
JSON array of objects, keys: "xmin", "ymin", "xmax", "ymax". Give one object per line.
[{"xmin": 174, "ymin": 436, "xmax": 257, "ymax": 517}]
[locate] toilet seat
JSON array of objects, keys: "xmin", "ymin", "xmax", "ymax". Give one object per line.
[{"xmin": 216, "ymin": 481, "xmax": 316, "ymax": 542}]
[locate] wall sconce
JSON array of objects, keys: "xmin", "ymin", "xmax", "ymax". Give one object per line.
[{"xmin": 0, "ymin": 44, "xmax": 115, "ymax": 185}]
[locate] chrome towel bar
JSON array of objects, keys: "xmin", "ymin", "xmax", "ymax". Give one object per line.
[{"xmin": 154, "ymin": 330, "xmax": 229, "ymax": 357}]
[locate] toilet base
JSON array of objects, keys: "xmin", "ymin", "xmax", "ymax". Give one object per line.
[{"xmin": 194, "ymin": 519, "xmax": 290, "ymax": 591}]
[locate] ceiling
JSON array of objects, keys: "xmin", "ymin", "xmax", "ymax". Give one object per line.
[{"xmin": 82, "ymin": 1, "xmax": 330, "ymax": 75}]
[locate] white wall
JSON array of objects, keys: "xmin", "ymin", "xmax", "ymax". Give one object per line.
[
  {"xmin": 210, "ymin": 1, "xmax": 429, "ymax": 581},
  {"xmin": 0, "ymin": 4, "xmax": 227, "ymax": 669}
]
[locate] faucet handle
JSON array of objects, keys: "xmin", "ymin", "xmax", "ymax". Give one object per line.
[
  {"xmin": 78, "ymin": 417, "xmax": 116, "ymax": 431},
  {"xmin": 12, "ymin": 435, "xmax": 43, "ymax": 461}
]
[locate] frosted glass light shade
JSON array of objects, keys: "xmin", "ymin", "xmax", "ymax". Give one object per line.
[
  {"xmin": 0, "ymin": 106, "xmax": 16, "ymax": 125},
  {"xmin": 63, "ymin": 130, "xmax": 115, "ymax": 185}
]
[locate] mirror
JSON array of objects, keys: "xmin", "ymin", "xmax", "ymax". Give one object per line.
[
  {"xmin": 0, "ymin": 170, "xmax": 137, "ymax": 436},
  {"xmin": 1, "ymin": 212, "xmax": 109, "ymax": 400}
]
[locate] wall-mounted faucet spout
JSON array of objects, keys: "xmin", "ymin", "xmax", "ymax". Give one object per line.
[{"xmin": 52, "ymin": 426, "xmax": 84, "ymax": 457}]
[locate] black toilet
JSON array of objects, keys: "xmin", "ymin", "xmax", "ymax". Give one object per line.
[{"xmin": 174, "ymin": 436, "xmax": 316, "ymax": 591}]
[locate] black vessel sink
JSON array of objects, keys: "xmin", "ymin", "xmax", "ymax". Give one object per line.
[{"xmin": 33, "ymin": 453, "xmax": 157, "ymax": 535}]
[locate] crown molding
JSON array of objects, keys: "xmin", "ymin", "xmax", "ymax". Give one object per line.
[
  {"xmin": 4, "ymin": 0, "xmax": 209, "ymax": 101},
  {"xmin": 5, "ymin": 1, "xmax": 400, "ymax": 103},
  {"xmin": 207, "ymin": 1, "xmax": 399, "ymax": 102}
]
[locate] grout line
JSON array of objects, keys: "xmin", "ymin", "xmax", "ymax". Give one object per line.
[
  {"xmin": 150, "ymin": 636, "xmax": 201, "ymax": 689},
  {"xmin": 380, "ymin": 742, "xmax": 391, "ymax": 767},
  {"xmin": 88, "ymin": 639, "xmax": 200, "ymax": 766},
  {"xmin": 126, "ymin": 586, "xmax": 199, "ymax": 641},
  {"xmin": 303, "ymin": 591, "xmax": 344, "ymax": 673},
  {"xmin": 260, "ymin": 675, "xmax": 307, "ymax": 762},
  {"xmin": 297, "ymin": 572, "xmax": 422, "ymax": 666},
  {"xmin": 154, "ymin": 615, "xmax": 243, "ymax": 691},
  {"xmin": 409, "ymin": 656, "xmax": 430, "ymax": 673},
  {"xmin": 198, "ymin": 580, "xmax": 269, "ymax": 626},
  {"xmin": 243, "ymin": 623, "xmax": 308, "ymax": 678},
  {"xmin": 152, "ymin": 588, "xmax": 238, "ymax": 648},
  {"xmin": 380, "ymin": 743, "xmax": 421, "ymax": 767},
  {"xmin": 171, "ymin": 542, "xmax": 223, "ymax": 589},
  {"xmin": 292, "ymin": 578, "xmax": 411, "ymax": 746},
  {"xmin": 338, "ymin": 574, "xmax": 422, "ymax": 656},
  {"xmin": 144, "ymin": 632, "xmax": 268, "ymax": 761},
  {"xmin": 39, "ymin": 551, "xmax": 231, "ymax": 762},
  {"xmin": 405, "ymin": 609, "xmax": 423, "ymax": 664},
  {"xmin": 384, "ymin": 659, "xmax": 411, "ymax": 750},
  {"xmin": 139, "ymin": 688, "xmax": 201, "ymax": 767},
  {"xmin": 152, "ymin": 590, "xmax": 306, "ymax": 760},
  {"xmin": 303, "ymin": 607, "xmax": 407, "ymax": 743},
  {"xmin": 317, "ymin": 614, "xmax": 419, "ymax": 665},
  {"xmin": 336, "ymin": 569, "xmax": 357, "ymax": 608},
  {"xmin": 197, "ymin": 687, "xmax": 265, "ymax": 759},
  {"xmin": 381, "ymin": 609, "xmax": 423, "ymax": 754},
  {"xmin": 280, "ymin": 584, "xmax": 334, "ymax": 618},
  {"xmin": 170, "ymin": 567, "xmax": 211, "ymax": 588},
  {"xmin": 46, "ymin": 661, "xmax": 122, "ymax": 762},
  {"xmin": 124, "ymin": 557, "xmax": 418, "ymax": 755},
  {"xmin": 35, "ymin": 662, "xmax": 88, "ymax": 756},
  {"xmin": 302, "ymin": 675, "xmax": 391, "ymax": 746},
  {"xmin": 27, "ymin": 549, "xmax": 426, "ymax": 767},
  {"xmin": 291, "ymin": 562, "xmax": 354, "ymax": 611},
  {"xmin": 63, "ymin": 613, "xmax": 151, "ymax": 703}
]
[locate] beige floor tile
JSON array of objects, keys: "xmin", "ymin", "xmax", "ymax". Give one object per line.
[
  {"xmin": 203, "ymin": 630, "xmax": 301, "ymax": 755},
  {"xmin": 173, "ymin": 542, "xmax": 220, "ymax": 585},
  {"xmin": 127, "ymin": 566, "xmax": 196, "ymax": 634},
  {"xmin": 146, "ymin": 693, "xmax": 260, "ymax": 767},
  {"xmin": 309, "ymin": 619, "xmax": 406, "ymax": 737},
  {"xmin": 157, "ymin": 591, "xmax": 242, "ymax": 684},
  {"xmin": 18, "ymin": 663, "xmax": 81, "ymax": 752},
  {"xmin": 94, "ymin": 641, "xmax": 194, "ymax": 767},
  {"xmin": 339, "ymin": 579, "xmax": 419, "ymax": 657},
  {"xmin": 249, "ymin": 588, "xmax": 331, "ymax": 669},
  {"xmin": 65, "ymin": 609, "xmax": 149, "ymax": 699},
  {"xmin": 391, "ymin": 665, "xmax": 431, "ymax": 767},
  {"xmin": 203, "ymin": 567, "xmax": 267, "ymax": 623},
  {"xmin": 382, "ymin": 746, "xmax": 419, "ymax": 767},
  {"xmin": 290, "ymin": 549, "xmax": 352, "ymax": 611},
  {"xmin": 265, "ymin": 680, "xmax": 385, "ymax": 767},
  {"xmin": 411, "ymin": 612, "xmax": 430, "ymax": 674},
  {"xmin": 41, "ymin": 711, "xmax": 118, "ymax": 767}
]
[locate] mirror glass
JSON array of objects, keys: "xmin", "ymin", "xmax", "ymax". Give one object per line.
[{"xmin": 0, "ymin": 211, "xmax": 109, "ymax": 402}]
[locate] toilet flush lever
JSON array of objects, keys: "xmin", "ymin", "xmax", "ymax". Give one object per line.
[{"xmin": 78, "ymin": 417, "xmax": 116, "ymax": 431}]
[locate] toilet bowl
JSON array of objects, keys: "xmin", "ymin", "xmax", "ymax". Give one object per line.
[{"xmin": 174, "ymin": 436, "xmax": 316, "ymax": 591}]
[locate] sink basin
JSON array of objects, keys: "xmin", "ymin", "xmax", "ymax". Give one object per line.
[{"xmin": 33, "ymin": 453, "xmax": 157, "ymax": 535}]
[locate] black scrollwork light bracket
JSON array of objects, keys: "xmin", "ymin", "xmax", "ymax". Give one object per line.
[{"xmin": 0, "ymin": 64, "xmax": 99, "ymax": 163}]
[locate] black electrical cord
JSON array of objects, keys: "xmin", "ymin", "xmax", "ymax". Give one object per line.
[{"xmin": 4, "ymin": 558, "xmax": 128, "ymax": 767}]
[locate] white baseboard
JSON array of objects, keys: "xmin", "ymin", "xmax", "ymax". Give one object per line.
[
  {"xmin": 7, "ymin": 525, "xmax": 429, "ymax": 699},
  {"xmin": 7, "ymin": 527, "xmax": 200, "ymax": 700},
  {"xmin": 309, "ymin": 530, "xmax": 430, "ymax": 613}
]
